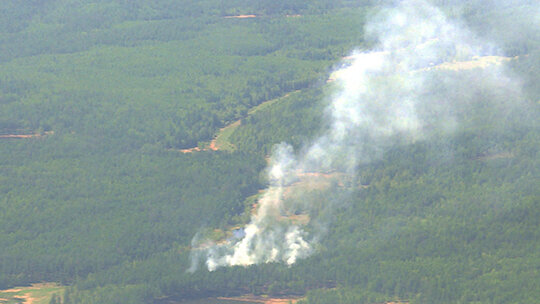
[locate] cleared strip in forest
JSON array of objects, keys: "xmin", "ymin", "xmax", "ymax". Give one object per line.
[
  {"xmin": 224, "ymin": 15, "xmax": 302, "ymax": 19},
  {"xmin": 179, "ymin": 90, "xmax": 300, "ymax": 153},
  {"xmin": 0, "ymin": 283, "xmax": 64, "ymax": 304},
  {"xmin": 421, "ymin": 55, "xmax": 519, "ymax": 71},
  {"xmin": 217, "ymin": 295, "xmax": 302, "ymax": 304},
  {"xmin": 224, "ymin": 15, "xmax": 258, "ymax": 19},
  {"xmin": 0, "ymin": 131, "xmax": 54, "ymax": 139},
  {"xmin": 210, "ymin": 90, "xmax": 301, "ymax": 151},
  {"xmin": 181, "ymin": 54, "xmax": 522, "ymax": 153}
]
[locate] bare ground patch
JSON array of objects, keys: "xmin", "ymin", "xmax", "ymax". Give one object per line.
[
  {"xmin": 224, "ymin": 15, "xmax": 257, "ymax": 19},
  {"xmin": 423, "ymin": 55, "xmax": 517, "ymax": 71},
  {"xmin": 0, "ymin": 131, "xmax": 53, "ymax": 139},
  {"xmin": 0, "ymin": 283, "xmax": 63, "ymax": 304},
  {"xmin": 217, "ymin": 295, "xmax": 302, "ymax": 304}
]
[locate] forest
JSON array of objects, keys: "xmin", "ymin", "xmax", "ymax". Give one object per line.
[{"xmin": 0, "ymin": 1, "xmax": 538, "ymax": 304}]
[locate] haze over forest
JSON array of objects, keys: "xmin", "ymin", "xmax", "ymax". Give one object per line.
[{"xmin": 0, "ymin": 1, "xmax": 538, "ymax": 304}]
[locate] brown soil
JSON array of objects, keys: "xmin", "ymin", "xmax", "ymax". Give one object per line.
[
  {"xmin": 0, "ymin": 134, "xmax": 37, "ymax": 138},
  {"xmin": 176, "ymin": 122, "xmax": 236, "ymax": 153},
  {"xmin": 178, "ymin": 147, "xmax": 202, "ymax": 153},
  {"xmin": 0, "ymin": 131, "xmax": 53, "ymax": 139},
  {"xmin": 0, "ymin": 283, "xmax": 58, "ymax": 304},
  {"xmin": 329, "ymin": 55, "xmax": 518, "ymax": 83},
  {"xmin": 211, "ymin": 120, "xmax": 241, "ymax": 150},
  {"xmin": 14, "ymin": 294, "xmax": 33, "ymax": 304},
  {"xmin": 217, "ymin": 295, "xmax": 302, "ymax": 304},
  {"xmin": 0, "ymin": 288, "xmax": 22, "ymax": 293},
  {"xmin": 224, "ymin": 15, "xmax": 257, "ymax": 19}
]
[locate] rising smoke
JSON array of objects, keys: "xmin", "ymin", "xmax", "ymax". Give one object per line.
[{"xmin": 189, "ymin": 0, "xmax": 533, "ymax": 272}]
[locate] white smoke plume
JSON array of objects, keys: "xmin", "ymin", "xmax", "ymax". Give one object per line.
[{"xmin": 189, "ymin": 0, "xmax": 531, "ymax": 272}]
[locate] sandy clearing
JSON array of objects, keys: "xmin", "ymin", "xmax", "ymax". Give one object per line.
[
  {"xmin": 178, "ymin": 146, "xmax": 202, "ymax": 153},
  {"xmin": 224, "ymin": 15, "xmax": 257, "ymax": 19},
  {"xmin": 217, "ymin": 295, "xmax": 301, "ymax": 304},
  {"xmin": 329, "ymin": 55, "xmax": 519, "ymax": 83},
  {"xmin": 0, "ymin": 134, "xmax": 38, "ymax": 138},
  {"xmin": 209, "ymin": 140, "xmax": 218, "ymax": 151},
  {"xmin": 224, "ymin": 14, "xmax": 301, "ymax": 19},
  {"xmin": 0, "ymin": 131, "xmax": 54, "ymax": 139},
  {"xmin": 211, "ymin": 120, "xmax": 241, "ymax": 150},
  {"xmin": 0, "ymin": 288, "xmax": 22, "ymax": 293},
  {"xmin": 1, "ymin": 283, "xmax": 61, "ymax": 304},
  {"xmin": 176, "ymin": 121, "xmax": 238, "ymax": 153},
  {"xmin": 423, "ymin": 55, "xmax": 517, "ymax": 71},
  {"xmin": 266, "ymin": 299, "xmax": 299, "ymax": 304},
  {"xmin": 14, "ymin": 294, "xmax": 33, "ymax": 304}
]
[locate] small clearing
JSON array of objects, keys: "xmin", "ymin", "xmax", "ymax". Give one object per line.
[
  {"xmin": 224, "ymin": 15, "xmax": 257, "ymax": 19},
  {"xmin": 178, "ymin": 90, "xmax": 299, "ymax": 153},
  {"xmin": 423, "ymin": 55, "xmax": 518, "ymax": 71},
  {"xmin": 0, "ymin": 288, "xmax": 22, "ymax": 293},
  {"xmin": 224, "ymin": 14, "xmax": 301, "ymax": 19},
  {"xmin": 0, "ymin": 283, "xmax": 64, "ymax": 304},
  {"xmin": 211, "ymin": 120, "xmax": 241, "ymax": 152},
  {"xmin": 329, "ymin": 54, "xmax": 519, "ymax": 83},
  {"xmin": 0, "ymin": 131, "xmax": 53, "ymax": 139},
  {"xmin": 217, "ymin": 295, "xmax": 302, "ymax": 304}
]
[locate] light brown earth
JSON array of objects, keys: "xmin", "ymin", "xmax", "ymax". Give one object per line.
[
  {"xmin": 217, "ymin": 295, "xmax": 302, "ymax": 304},
  {"xmin": 0, "ymin": 131, "xmax": 53, "ymax": 139},
  {"xmin": 176, "ymin": 122, "xmax": 236, "ymax": 153},
  {"xmin": 224, "ymin": 14, "xmax": 301, "ymax": 19},
  {"xmin": 0, "ymin": 288, "xmax": 22, "ymax": 293},
  {"xmin": 423, "ymin": 55, "xmax": 518, "ymax": 71},
  {"xmin": 328, "ymin": 55, "xmax": 519, "ymax": 83},
  {"xmin": 14, "ymin": 294, "xmax": 33, "ymax": 304},
  {"xmin": 0, "ymin": 283, "xmax": 62, "ymax": 304},
  {"xmin": 224, "ymin": 15, "xmax": 257, "ymax": 19}
]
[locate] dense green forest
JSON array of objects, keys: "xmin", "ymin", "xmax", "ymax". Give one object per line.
[{"xmin": 0, "ymin": 1, "xmax": 538, "ymax": 304}]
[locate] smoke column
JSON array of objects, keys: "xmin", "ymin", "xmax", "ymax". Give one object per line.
[{"xmin": 189, "ymin": 0, "xmax": 530, "ymax": 272}]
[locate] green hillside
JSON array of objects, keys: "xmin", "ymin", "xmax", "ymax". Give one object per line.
[{"xmin": 0, "ymin": 1, "xmax": 538, "ymax": 304}]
